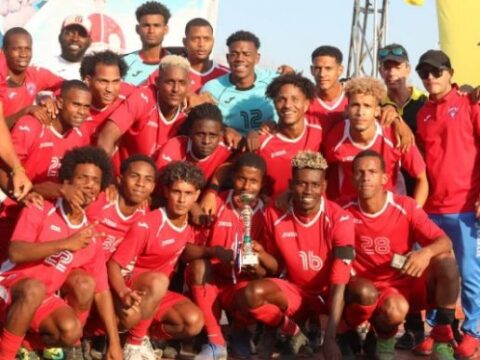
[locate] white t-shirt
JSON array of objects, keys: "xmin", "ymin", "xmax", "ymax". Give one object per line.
[{"xmin": 34, "ymin": 55, "xmax": 81, "ymax": 80}]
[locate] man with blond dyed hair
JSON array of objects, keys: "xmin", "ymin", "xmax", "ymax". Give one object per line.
[
  {"xmin": 323, "ymin": 76, "xmax": 428, "ymax": 205},
  {"xmin": 97, "ymin": 55, "xmax": 190, "ymax": 165},
  {"xmin": 235, "ymin": 150, "xmax": 355, "ymax": 360}
]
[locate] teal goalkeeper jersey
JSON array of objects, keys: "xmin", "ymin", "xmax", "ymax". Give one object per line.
[{"xmin": 201, "ymin": 69, "xmax": 278, "ymax": 135}]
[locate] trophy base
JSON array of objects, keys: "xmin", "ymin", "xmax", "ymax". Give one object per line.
[{"xmin": 241, "ymin": 253, "xmax": 259, "ymax": 267}]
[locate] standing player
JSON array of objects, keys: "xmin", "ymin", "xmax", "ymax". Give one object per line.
[
  {"xmin": 0, "ymin": 146, "xmax": 122, "ymax": 360},
  {"xmin": 80, "ymin": 50, "xmax": 133, "ymax": 138},
  {"xmin": 155, "ymin": 103, "xmax": 232, "ymax": 181},
  {"xmin": 307, "ymin": 45, "xmax": 348, "ymax": 137},
  {"xmin": 1, "ymin": 27, "xmax": 63, "ymax": 127},
  {"xmin": 97, "ymin": 55, "xmax": 189, "ymax": 164},
  {"xmin": 236, "ymin": 151, "xmax": 355, "ymax": 359},
  {"xmin": 324, "ymin": 76, "xmax": 428, "ymax": 205},
  {"xmin": 35, "ymin": 14, "xmax": 92, "ymax": 80},
  {"xmin": 257, "ymin": 73, "xmax": 322, "ymax": 199},
  {"xmin": 107, "ymin": 162, "xmax": 205, "ymax": 359},
  {"xmin": 416, "ymin": 49, "xmax": 480, "ymax": 359},
  {"xmin": 123, "ymin": 1, "xmax": 171, "ymax": 85},
  {"xmin": 201, "ymin": 30, "xmax": 278, "ymax": 137},
  {"xmin": 184, "ymin": 153, "xmax": 271, "ymax": 359},
  {"xmin": 342, "ymin": 150, "xmax": 459, "ymax": 360}
]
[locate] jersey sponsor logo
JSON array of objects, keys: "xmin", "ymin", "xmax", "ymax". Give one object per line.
[
  {"xmin": 140, "ymin": 93, "xmax": 149, "ymax": 103},
  {"xmin": 47, "ymin": 157, "xmax": 61, "ymax": 178},
  {"xmin": 339, "ymin": 215, "xmax": 350, "ymax": 222},
  {"xmin": 162, "ymin": 238, "xmax": 175, "ymax": 246},
  {"xmin": 218, "ymin": 221, "xmax": 232, "ymax": 227},
  {"xmin": 271, "ymin": 150, "xmax": 287, "ymax": 158},
  {"xmin": 341, "ymin": 156, "xmax": 355, "ymax": 162},
  {"xmin": 224, "ymin": 96, "xmax": 235, "ymax": 104},
  {"xmin": 131, "ymin": 70, "xmax": 143, "ymax": 78},
  {"xmin": 102, "ymin": 218, "xmax": 118, "ymax": 228},
  {"xmin": 162, "ymin": 154, "xmax": 172, "ymax": 162},
  {"xmin": 423, "ymin": 114, "xmax": 432, "ymax": 122},
  {"xmin": 39, "ymin": 142, "xmax": 54, "ymax": 148},
  {"xmin": 281, "ymin": 231, "xmax": 298, "ymax": 238},
  {"xmin": 147, "ymin": 120, "xmax": 159, "ymax": 128},
  {"xmin": 44, "ymin": 250, "xmax": 74, "ymax": 272},
  {"xmin": 299, "ymin": 250, "xmax": 323, "ymax": 271},
  {"xmin": 359, "ymin": 236, "xmax": 391, "ymax": 255},
  {"xmin": 18, "ymin": 125, "xmax": 31, "ymax": 132},
  {"xmin": 447, "ymin": 106, "xmax": 458, "ymax": 119},
  {"xmin": 137, "ymin": 222, "xmax": 149, "ymax": 229},
  {"xmin": 50, "ymin": 224, "xmax": 61, "ymax": 232},
  {"xmin": 352, "ymin": 218, "xmax": 363, "ymax": 224},
  {"xmin": 8, "ymin": 92, "xmax": 17, "ymax": 99}
]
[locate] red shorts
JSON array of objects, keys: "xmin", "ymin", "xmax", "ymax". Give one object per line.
[
  {"xmin": 376, "ymin": 276, "xmax": 430, "ymax": 313},
  {"xmin": 268, "ymin": 278, "xmax": 329, "ymax": 319},
  {"xmin": 0, "ymin": 285, "xmax": 68, "ymax": 333}
]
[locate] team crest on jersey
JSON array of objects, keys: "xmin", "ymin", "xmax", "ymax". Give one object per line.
[
  {"xmin": 27, "ymin": 82, "xmax": 37, "ymax": 96},
  {"xmin": 447, "ymin": 106, "xmax": 458, "ymax": 119}
]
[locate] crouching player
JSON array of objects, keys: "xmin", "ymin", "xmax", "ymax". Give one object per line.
[
  {"xmin": 107, "ymin": 161, "xmax": 206, "ymax": 360},
  {"xmin": 342, "ymin": 150, "xmax": 459, "ymax": 360},
  {"xmin": 235, "ymin": 151, "xmax": 355, "ymax": 359},
  {"xmin": 0, "ymin": 146, "xmax": 122, "ymax": 359},
  {"xmin": 183, "ymin": 153, "xmax": 276, "ymax": 359}
]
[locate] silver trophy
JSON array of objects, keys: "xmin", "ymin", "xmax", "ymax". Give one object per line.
[{"xmin": 238, "ymin": 192, "xmax": 259, "ymax": 267}]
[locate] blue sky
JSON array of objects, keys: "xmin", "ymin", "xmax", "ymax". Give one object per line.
[{"xmin": 212, "ymin": 0, "xmax": 439, "ymax": 87}]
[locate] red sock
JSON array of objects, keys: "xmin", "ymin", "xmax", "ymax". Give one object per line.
[
  {"xmin": 249, "ymin": 304, "xmax": 285, "ymax": 328},
  {"xmin": 344, "ymin": 303, "xmax": 377, "ymax": 328},
  {"xmin": 279, "ymin": 316, "xmax": 299, "ymax": 336},
  {"xmin": 191, "ymin": 284, "xmax": 225, "ymax": 346},
  {"xmin": 127, "ymin": 318, "xmax": 153, "ymax": 345},
  {"xmin": 431, "ymin": 324, "xmax": 454, "ymax": 343},
  {"xmin": 0, "ymin": 329, "xmax": 24, "ymax": 360}
]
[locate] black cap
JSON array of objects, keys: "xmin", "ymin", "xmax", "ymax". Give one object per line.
[
  {"xmin": 378, "ymin": 44, "xmax": 409, "ymax": 63},
  {"xmin": 416, "ymin": 50, "xmax": 452, "ymax": 70}
]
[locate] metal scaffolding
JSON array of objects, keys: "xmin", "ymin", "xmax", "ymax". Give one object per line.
[{"xmin": 347, "ymin": 0, "xmax": 389, "ymax": 79}]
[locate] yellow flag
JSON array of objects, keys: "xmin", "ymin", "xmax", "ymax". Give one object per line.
[
  {"xmin": 404, "ymin": 0, "xmax": 425, "ymax": 5},
  {"xmin": 437, "ymin": 0, "xmax": 480, "ymax": 86}
]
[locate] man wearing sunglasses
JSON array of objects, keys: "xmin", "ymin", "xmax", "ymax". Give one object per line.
[{"xmin": 416, "ymin": 49, "xmax": 480, "ymax": 360}]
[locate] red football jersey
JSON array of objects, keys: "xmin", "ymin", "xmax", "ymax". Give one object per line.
[
  {"xmin": 112, "ymin": 207, "xmax": 194, "ymax": 280},
  {"xmin": 344, "ymin": 191, "xmax": 445, "ymax": 289},
  {"xmin": 0, "ymin": 66, "xmax": 63, "ymax": 117},
  {"xmin": 195, "ymin": 190, "xmax": 265, "ymax": 282},
  {"xmin": 306, "ymin": 92, "xmax": 347, "ymax": 137},
  {"xmin": 109, "ymin": 84, "xmax": 186, "ymax": 162},
  {"xmin": 263, "ymin": 197, "xmax": 354, "ymax": 294},
  {"xmin": 84, "ymin": 82, "xmax": 135, "ymax": 139},
  {"xmin": 324, "ymin": 120, "xmax": 425, "ymax": 201},
  {"xmin": 10, "ymin": 115, "xmax": 91, "ymax": 183},
  {"xmin": 416, "ymin": 87, "xmax": 480, "ymax": 213},
  {"xmin": 0, "ymin": 199, "xmax": 108, "ymax": 296},
  {"xmin": 86, "ymin": 193, "xmax": 148, "ymax": 261},
  {"xmin": 257, "ymin": 121, "xmax": 322, "ymax": 198},
  {"xmin": 146, "ymin": 62, "xmax": 230, "ymax": 94},
  {"xmin": 155, "ymin": 136, "xmax": 231, "ymax": 180}
]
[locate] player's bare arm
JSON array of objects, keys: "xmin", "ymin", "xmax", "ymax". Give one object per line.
[
  {"xmin": 9, "ymin": 223, "xmax": 99, "ymax": 263},
  {"xmin": 402, "ymin": 234, "xmax": 453, "ymax": 278},
  {"xmin": 96, "ymin": 120, "xmax": 123, "ymax": 156}
]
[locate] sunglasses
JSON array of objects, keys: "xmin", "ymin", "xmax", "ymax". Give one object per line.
[
  {"xmin": 378, "ymin": 47, "xmax": 406, "ymax": 60},
  {"xmin": 417, "ymin": 67, "xmax": 445, "ymax": 80}
]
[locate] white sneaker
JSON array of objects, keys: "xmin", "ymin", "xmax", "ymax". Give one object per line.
[{"xmin": 123, "ymin": 337, "xmax": 157, "ymax": 360}]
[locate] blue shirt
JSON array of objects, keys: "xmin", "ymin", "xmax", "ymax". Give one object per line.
[
  {"xmin": 201, "ymin": 69, "xmax": 278, "ymax": 135},
  {"xmin": 122, "ymin": 49, "xmax": 169, "ymax": 85}
]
